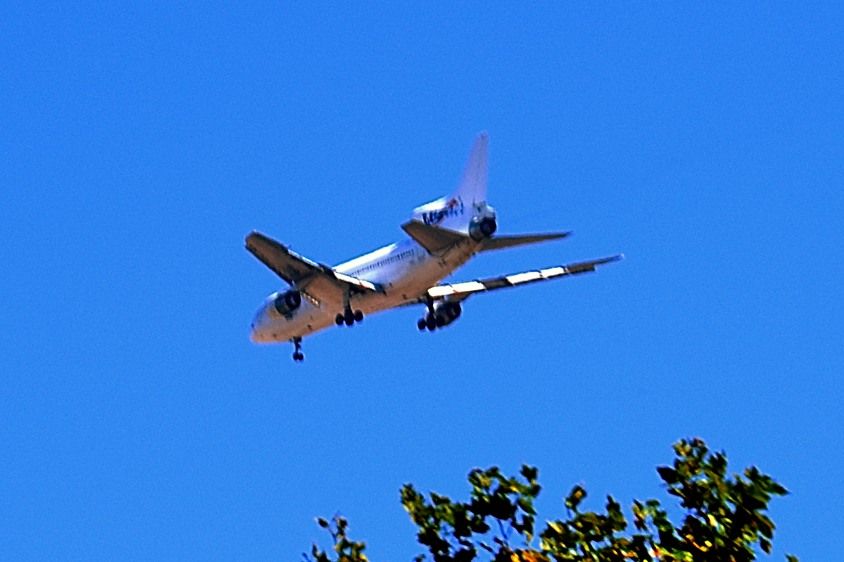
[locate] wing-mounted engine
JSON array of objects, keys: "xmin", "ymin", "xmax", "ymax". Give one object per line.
[
  {"xmin": 272, "ymin": 290, "xmax": 302, "ymax": 317},
  {"xmin": 417, "ymin": 300, "xmax": 462, "ymax": 332}
]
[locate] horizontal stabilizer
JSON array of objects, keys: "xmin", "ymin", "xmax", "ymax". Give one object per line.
[
  {"xmin": 480, "ymin": 231, "xmax": 571, "ymax": 252},
  {"xmin": 401, "ymin": 220, "xmax": 468, "ymax": 254}
]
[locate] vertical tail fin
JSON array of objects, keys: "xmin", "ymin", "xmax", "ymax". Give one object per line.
[
  {"xmin": 452, "ymin": 131, "xmax": 488, "ymax": 206},
  {"xmin": 411, "ymin": 132, "xmax": 490, "ymax": 233}
]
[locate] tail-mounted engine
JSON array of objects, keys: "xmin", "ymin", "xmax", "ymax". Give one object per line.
[
  {"xmin": 417, "ymin": 301, "xmax": 462, "ymax": 331},
  {"xmin": 468, "ymin": 205, "xmax": 497, "ymax": 241},
  {"xmin": 469, "ymin": 216, "xmax": 497, "ymax": 241},
  {"xmin": 273, "ymin": 290, "xmax": 302, "ymax": 317}
]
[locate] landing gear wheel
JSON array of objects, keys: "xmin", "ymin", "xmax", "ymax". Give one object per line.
[
  {"xmin": 335, "ymin": 313, "xmax": 344, "ymax": 326},
  {"xmin": 353, "ymin": 310, "xmax": 364, "ymax": 323},
  {"xmin": 425, "ymin": 313, "xmax": 437, "ymax": 331},
  {"xmin": 417, "ymin": 318, "xmax": 427, "ymax": 331},
  {"xmin": 291, "ymin": 337, "xmax": 304, "ymax": 362},
  {"xmin": 344, "ymin": 309, "xmax": 355, "ymax": 326}
]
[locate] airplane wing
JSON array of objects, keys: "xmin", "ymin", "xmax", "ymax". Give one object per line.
[
  {"xmin": 423, "ymin": 255, "xmax": 623, "ymax": 303},
  {"xmin": 245, "ymin": 231, "xmax": 382, "ymax": 306}
]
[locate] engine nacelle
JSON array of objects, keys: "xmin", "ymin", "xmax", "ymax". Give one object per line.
[
  {"xmin": 469, "ymin": 216, "xmax": 497, "ymax": 241},
  {"xmin": 273, "ymin": 290, "xmax": 302, "ymax": 316},
  {"xmin": 434, "ymin": 301, "xmax": 462, "ymax": 327}
]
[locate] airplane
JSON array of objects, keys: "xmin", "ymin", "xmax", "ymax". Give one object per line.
[{"xmin": 246, "ymin": 132, "xmax": 622, "ymax": 361}]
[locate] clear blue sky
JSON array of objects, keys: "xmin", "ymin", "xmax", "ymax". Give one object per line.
[{"xmin": 2, "ymin": 4, "xmax": 841, "ymax": 560}]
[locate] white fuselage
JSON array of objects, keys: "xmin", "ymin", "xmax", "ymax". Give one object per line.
[{"xmin": 250, "ymin": 236, "xmax": 481, "ymax": 343}]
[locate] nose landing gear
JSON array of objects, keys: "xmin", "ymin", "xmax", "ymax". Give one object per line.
[{"xmin": 291, "ymin": 337, "xmax": 304, "ymax": 362}]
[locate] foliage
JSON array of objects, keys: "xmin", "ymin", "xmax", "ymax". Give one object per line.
[
  {"xmin": 308, "ymin": 516, "xmax": 369, "ymax": 562},
  {"xmin": 306, "ymin": 439, "xmax": 797, "ymax": 562}
]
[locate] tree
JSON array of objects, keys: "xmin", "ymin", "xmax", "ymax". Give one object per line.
[{"xmin": 306, "ymin": 438, "xmax": 797, "ymax": 562}]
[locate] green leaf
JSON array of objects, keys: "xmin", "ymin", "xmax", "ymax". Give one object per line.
[
  {"xmin": 565, "ymin": 485, "xmax": 587, "ymax": 511},
  {"xmin": 656, "ymin": 466, "xmax": 678, "ymax": 484},
  {"xmin": 521, "ymin": 465, "xmax": 538, "ymax": 481}
]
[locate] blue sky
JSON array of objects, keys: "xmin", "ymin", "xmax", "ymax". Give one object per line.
[{"xmin": 2, "ymin": 3, "xmax": 842, "ymax": 560}]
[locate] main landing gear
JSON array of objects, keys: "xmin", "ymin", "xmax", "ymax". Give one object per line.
[
  {"xmin": 335, "ymin": 307, "xmax": 364, "ymax": 327},
  {"xmin": 416, "ymin": 297, "xmax": 442, "ymax": 332},
  {"xmin": 291, "ymin": 337, "xmax": 304, "ymax": 362},
  {"xmin": 417, "ymin": 312, "xmax": 444, "ymax": 331},
  {"xmin": 335, "ymin": 289, "xmax": 364, "ymax": 327}
]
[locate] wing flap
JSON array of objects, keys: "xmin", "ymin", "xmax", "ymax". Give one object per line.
[
  {"xmin": 333, "ymin": 270, "xmax": 380, "ymax": 292},
  {"xmin": 426, "ymin": 254, "xmax": 623, "ymax": 301}
]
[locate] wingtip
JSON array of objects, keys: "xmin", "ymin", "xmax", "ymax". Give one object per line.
[
  {"xmin": 593, "ymin": 254, "xmax": 624, "ymax": 266},
  {"xmin": 245, "ymin": 230, "xmax": 289, "ymax": 252}
]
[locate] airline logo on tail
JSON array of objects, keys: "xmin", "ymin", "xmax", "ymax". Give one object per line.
[{"xmin": 422, "ymin": 197, "xmax": 464, "ymax": 225}]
